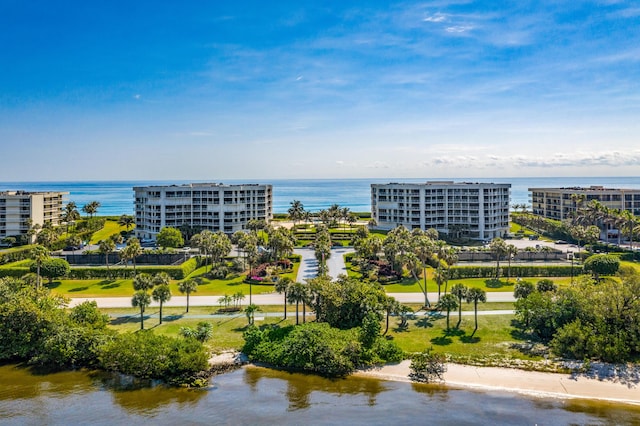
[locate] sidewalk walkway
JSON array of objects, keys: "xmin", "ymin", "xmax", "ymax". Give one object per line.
[{"xmin": 68, "ymin": 291, "xmax": 516, "ymax": 308}]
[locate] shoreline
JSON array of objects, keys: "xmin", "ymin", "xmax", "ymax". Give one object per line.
[{"xmin": 353, "ymin": 360, "xmax": 640, "ymax": 406}]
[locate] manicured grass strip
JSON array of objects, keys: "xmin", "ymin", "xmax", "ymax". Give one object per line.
[
  {"xmin": 90, "ymin": 219, "xmax": 131, "ymax": 244},
  {"xmin": 50, "ymin": 261, "xmax": 299, "ymax": 297},
  {"xmin": 388, "ymin": 314, "xmax": 539, "ymax": 362},
  {"xmin": 106, "ymin": 308, "xmax": 530, "ymax": 364},
  {"xmin": 381, "ymin": 276, "xmax": 573, "ymax": 293}
]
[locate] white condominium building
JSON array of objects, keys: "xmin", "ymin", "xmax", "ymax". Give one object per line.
[
  {"xmin": 529, "ymin": 186, "xmax": 640, "ymax": 221},
  {"xmin": 0, "ymin": 191, "xmax": 67, "ymax": 242},
  {"xmin": 371, "ymin": 181, "xmax": 511, "ymax": 241},
  {"xmin": 134, "ymin": 183, "xmax": 273, "ymax": 240}
]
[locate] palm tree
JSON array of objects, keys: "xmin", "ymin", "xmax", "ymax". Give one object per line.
[
  {"xmin": 31, "ymin": 245, "xmax": 49, "ymax": 290},
  {"xmin": 98, "ymin": 239, "xmax": 116, "ymax": 277},
  {"xmin": 152, "ymin": 284, "xmax": 172, "ymax": 324},
  {"xmin": 437, "ymin": 294, "xmax": 458, "ymax": 330},
  {"xmin": 131, "ymin": 290, "xmax": 151, "ymax": 330},
  {"xmin": 82, "ymin": 201, "xmax": 101, "ymax": 218},
  {"xmin": 618, "ymin": 210, "xmax": 638, "ymax": 250},
  {"xmin": 287, "ymin": 200, "xmax": 305, "ymax": 226},
  {"xmin": 61, "ymin": 202, "xmax": 80, "ymax": 234},
  {"xmin": 433, "ymin": 262, "xmax": 447, "ymax": 302},
  {"xmin": 450, "ymin": 283, "xmax": 468, "ymax": 328},
  {"xmin": 465, "ymin": 288, "xmax": 487, "ymax": 336},
  {"xmin": 506, "ymin": 244, "xmax": 518, "ymax": 282},
  {"xmin": 438, "ymin": 246, "xmax": 458, "ymax": 294},
  {"xmin": 275, "ymin": 277, "xmax": 292, "ymax": 319},
  {"xmin": 152, "ymin": 272, "xmax": 171, "ymax": 288},
  {"xmin": 244, "ymin": 303, "xmax": 261, "ymax": 325},
  {"xmin": 118, "ymin": 214, "xmax": 135, "ymax": 234},
  {"xmin": 489, "ymin": 238, "xmax": 509, "ymax": 280},
  {"xmin": 178, "ymin": 279, "xmax": 198, "ymax": 313},
  {"xmin": 121, "ymin": 237, "xmax": 142, "ymax": 273},
  {"xmin": 234, "ymin": 291, "xmax": 246, "ymax": 308},
  {"xmin": 287, "ymin": 281, "xmax": 308, "ymax": 325},
  {"xmin": 383, "ymin": 296, "xmax": 400, "ymax": 335},
  {"xmin": 133, "ymin": 271, "xmax": 153, "ymax": 291}
]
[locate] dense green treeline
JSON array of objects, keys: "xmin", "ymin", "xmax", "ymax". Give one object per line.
[{"xmin": 0, "ymin": 277, "xmax": 209, "ymax": 386}]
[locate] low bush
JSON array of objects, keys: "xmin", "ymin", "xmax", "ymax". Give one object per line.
[
  {"xmin": 243, "ymin": 322, "xmax": 403, "ymax": 377},
  {"xmin": 98, "ymin": 331, "xmax": 209, "ymax": 385}
]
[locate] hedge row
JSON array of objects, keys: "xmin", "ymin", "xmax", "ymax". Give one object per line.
[
  {"xmin": 0, "ymin": 246, "xmax": 35, "ymax": 265},
  {"xmin": 0, "ymin": 257, "xmax": 199, "ymax": 280},
  {"xmin": 449, "ymin": 265, "xmax": 581, "ymax": 279}
]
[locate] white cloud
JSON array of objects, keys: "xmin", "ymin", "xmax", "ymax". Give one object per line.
[
  {"xmin": 419, "ymin": 151, "xmax": 640, "ymax": 170},
  {"xmin": 445, "ymin": 25, "xmax": 473, "ymax": 33},
  {"xmin": 423, "ymin": 13, "xmax": 447, "ymax": 23}
]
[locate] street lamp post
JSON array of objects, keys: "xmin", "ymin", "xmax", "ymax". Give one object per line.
[{"xmin": 567, "ymin": 251, "xmax": 574, "ymax": 284}]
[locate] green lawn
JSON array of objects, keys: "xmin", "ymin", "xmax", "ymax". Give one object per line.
[
  {"xmin": 49, "ymin": 262, "xmax": 300, "ymax": 297},
  {"xmin": 90, "ymin": 219, "xmax": 132, "ymax": 244},
  {"xmin": 107, "ymin": 308, "xmax": 299, "ymax": 352},
  {"xmin": 380, "ymin": 276, "xmax": 572, "ymax": 293},
  {"xmin": 106, "ymin": 308, "xmax": 534, "ymax": 364},
  {"xmin": 388, "ymin": 314, "xmax": 540, "ymax": 363}
]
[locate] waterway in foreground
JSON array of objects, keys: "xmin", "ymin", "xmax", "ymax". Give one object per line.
[{"xmin": 1, "ymin": 364, "xmax": 639, "ymax": 425}]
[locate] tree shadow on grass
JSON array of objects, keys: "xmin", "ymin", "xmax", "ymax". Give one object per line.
[
  {"xmin": 46, "ymin": 281, "xmax": 61, "ymax": 289},
  {"xmin": 415, "ymin": 317, "xmax": 435, "ymax": 329},
  {"xmin": 99, "ymin": 279, "xmax": 121, "ymax": 289},
  {"xmin": 430, "ymin": 335, "xmax": 453, "ymax": 346},
  {"xmin": 485, "ymin": 279, "xmax": 508, "ymax": 288},
  {"xmin": 460, "ymin": 335, "xmax": 481, "ymax": 344},
  {"xmin": 162, "ymin": 314, "xmax": 184, "ymax": 322},
  {"xmin": 444, "ymin": 328, "xmax": 465, "ymax": 338},
  {"xmin": 392, "ymin": 323, "xmax": 410, "ymax": 333},
  {"xmin": 101, "ymin": 283, "xmax": 121, "ymax": 289},
  {"xmin": 110, "ymin": 315, "xmax": 143, "ymax": 325},
  {"xmin": 68, "ymin": 286, "xmax": 89, "ymax": 292}
]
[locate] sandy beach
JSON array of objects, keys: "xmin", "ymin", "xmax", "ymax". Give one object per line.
[{"xmin": 354, "ymin": 361, "xmax": 640, "ymax": 406}]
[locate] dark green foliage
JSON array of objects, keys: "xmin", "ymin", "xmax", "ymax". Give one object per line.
[
  {"xmin": 0, "ymin": 245, "xmax": 35, "ymax": 265},
  {"xmin": 156, "ymin": 227, "xmax": 184, "ymax": 249},
  {"xmin": 98, "ymin": 331, "xmax": 208, "ymax": 382},
  {"xmin": 0, "ymin": 294, "xmax": 60, "ymax": 361},
  {"xmin": 513, "ymin": 280, "xmax": 535, "ymax": 299},
  {"xmin": 31, "ymin": 325, "xmax": 114, "ymax": 369},
  {"xmin": 180, "ymin": 322, "xmax": 213, "ymax": 342},
  {"xmin": 60, "ymin": 258, "xmax": 197, "ymax": 280},
  {"xmin": 309, "ymin": 275, "xmax": 386, "ymax": 329},
  {"xmin": 242, "ymin": 322, "xmax": 402, "ymax": 377},
  {"xmin": 516, "ymin": 270, "xmax": 640, "ymax": 363},
  {"xmin": 69, "ymin": 300, "xmax": 109, "ymax": 329},
  {"xmin": 409, "ymin": 348, "xmax": 447, "ymax": 383},
  {"xmin": 449, "ymin": 265, "xmax": 580, "ymax": 279},
  {"xmin": 0, "ymin": 277, "xmax": 209, "ymax": 385},
  {"xmin": 583, "ymin": 254, "xmax": 620, "ymax": 280},
  {"xmin": 30, "ymin": 258, "xmax": 70, "ymax": 284},
  {"xmin": 536, "ymin": 279, "xmax": 557, "ymax": 292}
]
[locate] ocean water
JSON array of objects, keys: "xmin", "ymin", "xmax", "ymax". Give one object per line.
[{"xmin": 1, "ymin": 177, "xmax": 640, "ymax": 216}]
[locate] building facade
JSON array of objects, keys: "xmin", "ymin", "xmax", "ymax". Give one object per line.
[
  {"xmin": 134, "ymin": 183, "xmax": 273, "ymax": 240},
  {"xmin": 0, "ymin": 191, "xmax": 67, "ymax": 242},
  {"xmin": 371, "ymin": 181, "xmax": 511, "ymax": 241},
  {"xmin": 529, "ymin": 186, "xmax": 640, "ymax": 221}
]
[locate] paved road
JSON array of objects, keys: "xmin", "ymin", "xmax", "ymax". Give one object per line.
[
  {"xmin": 107, "ymin": 309, "xmax": 515, "ymax": 320},
  {"xmin": 69, "ymin": 291, "xmax": 516, "ymax": 308},
  {"xmin": 294, "ymin": 247, "xmax": 354, "ymax": 281}
]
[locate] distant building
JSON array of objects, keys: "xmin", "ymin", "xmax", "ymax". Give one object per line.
[
  {"xmin": 134, "ymin": 183, "xmax": 273, "ymax": 240},
  {"xmin": 529, "ymin": 186, "xmax": 640, "ymax": 221},
  {"xmin": 371, "ymin": 181, "xmax": 511, "ymax": 240},
  {"xmin": 0, "ymin": 191, "xmax": 67, "ymax": 243}
]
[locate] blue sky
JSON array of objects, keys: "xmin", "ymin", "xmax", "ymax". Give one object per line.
[{"xmin": 1, "ymin": 1, "xmax": 639, "ymax": 181}]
